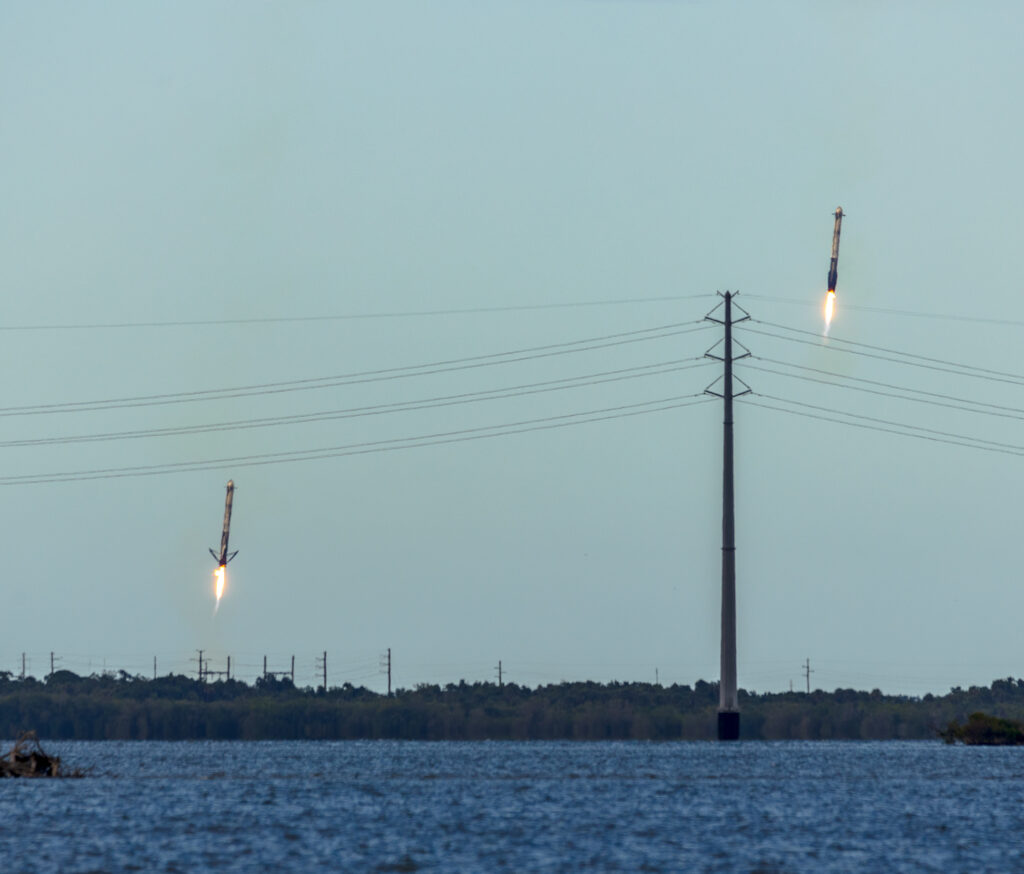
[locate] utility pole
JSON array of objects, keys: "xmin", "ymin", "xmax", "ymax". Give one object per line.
[
  {"xmin": 196, "ymin": 649, "xmax": 204, "ymax": 683},
  {"xmin": 380, "ymin": 648, "xmax": 392, "ymax": 696},
  {"xmin": 154, "ymin": 656, "xmax": 157, "ymax": 680},
  {"xmin": 705, "ymin": 291, "xmax": 750, "ymax": 741},
  {"xmin": 21, "ymin": 652, "xmax": 26, "ymax": 681},
  {"xmin": 226, "ymin": 656, "xmax": 231, "ymax": 682},
  {"xmin": 263, "ymin": 655, "xmax": 267, "ymax": 680},
  {"xmin": 316, "ymin": 651, "xmax": 328, "ymax": 691},
  {"xmin": 804, "ymin": 658, "xmax": 813, "ymax": 694},
  {"xmin": 496, "ymin": 660, "xmax": 503, "ymax": 688},
  {"xmin": 50, "ymin": 651, "xmax": 55, "ymax": 679},
  {"xmin": 290, "ymin": 655, "xmax": 295, "ymax": 685}
]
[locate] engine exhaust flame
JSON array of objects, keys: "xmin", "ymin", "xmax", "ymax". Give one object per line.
[
  {"xmin": 824, "ymin": 290, "xmax": 835, "ymax": 336},
  {"xmin": 213, "ymin": 565, "xmax": 226, "ymax": 612}
]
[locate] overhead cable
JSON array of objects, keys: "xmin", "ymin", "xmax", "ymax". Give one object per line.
[
  {"xmin": 0, "ymin": 321, "xmax": 712, "ymax": 417},
  {"xmin": 744, "ymin": 360, "xmax": 1024, "ymax": 422},
  {"xmin": 0, "ymin": 359, "xmax": 714, "ymax": 448},
  {"xmin": 741, "ymin": 396, "xmax": 1024, "ymax": 458},
  {"xmin": 737, "ymin": 326, "xmax": 1024, "ymax": 387},
  {"xmin": 0, "ymin": 293, "xmax": 713, "ymax": 331},
  {"xmin": 751, "ymin": 319, "xmax": 1024, "ymax": 380},
  {"xmin": 755, "ymin": 393, "xmax": 1022, "ymax": 450},
  {"xmin": 0, "ymin": 395, "xmax": 715, "ymax": 485},
  {"xmin": 743, "ymin": 294, "xmax": 1024, "ymax": 328}
]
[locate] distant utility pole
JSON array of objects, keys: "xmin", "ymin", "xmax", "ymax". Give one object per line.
[
  {"xmin": 655, "ymin": 668, "xmax": 659, "ymax": 687},
  {"xmin": 196, "ymin": 649, "xmax": 204, "ymax": 683},
  {"xmin": 380, "ymin": 648, "xmax": 392, "ymax": 696},
  {"xmin": 705, "ymin": 291, "xmax": 751, "ymax": 741},
  {"xmin": 495, "ymin": 660, "xmax": 503, "ymax": 688},
  {"xmin": 154, "ymin": 656, "xmax": 157, "ymax": 680},
  {"xmin": 226, "ymin": 656, "xmax": 231, "ymax": 682},
  {"xmin": 21, "ymin": 653, "xmax": 26, "ymax": 681},
  {"xmin": 804, "ymin": 658, "xmax": 813, "ymax": 694},
  {"xmin": 316, "ymin": 651, "xmax": 327, "ymax": 692},
  {"xmin": 49, "ymin": 651, "xmax": 55, "ymax": 679},
  {"xmin": 261, "ymin": 656, "xmax": 295, "ymax": 684}
]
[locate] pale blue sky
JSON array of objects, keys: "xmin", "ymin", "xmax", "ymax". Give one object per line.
[{"xmin": 1, "ymin": 2, "xmax": 1022, "ymax": 694}]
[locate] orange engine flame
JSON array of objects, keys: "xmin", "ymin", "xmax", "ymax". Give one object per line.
[
  {"xmin": 214, "ymin": 565, "xmax": 226, "ymax": 608},
  {"xmin": 824, "ymin": 290, "xmax": 836, "ymax": 335}
]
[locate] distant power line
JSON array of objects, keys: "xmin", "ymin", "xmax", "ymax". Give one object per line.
[
  {"xmin": 0, "ymin": 394, "xmax": 715, "ymax": 485},
  {"xmin": 745, "ymin": 360, "xmax": 1024, "ymax": 422},
  {"xmin": 741, "ymin": 395, "xmax": 1024, "ymax": 458},
  {"xmin": 738, "ymin": 324, "xmax": 1024, "ymax": 387},
  {"xmin": 0, "ymin": 321, "xmax": 712, "ymax": 417},
  {"xmin": 751, "ymin": 319, "xmax": 1024, "ymax": 380},
  {"xmin": 0, "ymin": 359, "xmax": 714, "ymax": 449},
  {"xmin": 0, "ymin": 294, "xmax": 714, "ymax": 331},
  {"xmin": 743, "ymin": 294, "xmax": 1024, "ymax": 328}
]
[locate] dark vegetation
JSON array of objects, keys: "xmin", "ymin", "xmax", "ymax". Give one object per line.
[
  {"xmin": 940, "ymin": 711, "xmax": 1024, "ymax": 745},
  {"xmin": 4, "ymin": 671, "xmax": 1024, "ymax": 741}
]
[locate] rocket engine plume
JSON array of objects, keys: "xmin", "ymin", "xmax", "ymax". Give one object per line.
[
  {"xmin": 824, "ymin": 290, "xmax": 836, "ymax": 335},
  {"xmin": 214, "ymin": 565, "xmax": 226, "ymax": 612}
]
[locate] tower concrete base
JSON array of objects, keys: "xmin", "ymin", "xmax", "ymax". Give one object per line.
[{"xmin": 718, "ymin": 710, "xmax": 740, "ymax": 741}]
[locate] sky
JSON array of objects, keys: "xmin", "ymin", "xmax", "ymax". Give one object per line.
[{"xmin": 1, "ymin": 2, "xmax": 1022, "ymax": 696}]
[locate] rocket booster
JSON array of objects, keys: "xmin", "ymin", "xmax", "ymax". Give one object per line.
[
  {"xmin": 210, "ymin": 480, "xmax": 238, "ymax": 567},
  {"xmin": 827, "ymin": 207, "xmax": 844, "ymax": 293}
]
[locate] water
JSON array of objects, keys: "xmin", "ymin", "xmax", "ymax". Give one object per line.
[{"xmin": 1, "ymin": 740, "xmax": 1022, "ymax": 872}]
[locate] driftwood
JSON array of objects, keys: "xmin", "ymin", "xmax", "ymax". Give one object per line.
[{"xmin": 0, "ymin": 732, "xmax": 69, "ymax": 778}]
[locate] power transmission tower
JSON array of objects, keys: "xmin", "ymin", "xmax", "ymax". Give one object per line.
[
  {"xmin": 804, "ymin": 658, "xmax": 814, "ymax": 694},
  {"xmin": 262, "ymin": 656, "xmax": 294, "ymax": 684},
  {"xmin": 195, "ymin": 649, "xmax": 204, "ymax": 682},
  {"xmin": 316, "ymin": 651, "xmax": 327, "ymax": 692},
  {"xmin": 380, "ymin": 648, "xmax": 392, "ymax": 696},
  {"xmin": 705, "ymin": 291, "xmax": 751, "ymax": 741}
]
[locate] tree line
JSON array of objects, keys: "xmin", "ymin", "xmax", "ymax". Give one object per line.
[{"xmin": 2, "ymin": 670, "xmax": 1024, "ymax": 741}]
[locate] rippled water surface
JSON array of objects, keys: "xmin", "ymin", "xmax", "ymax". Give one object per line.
[{"xmin": 2, "ymin": 740, "xmax": 1023, "ymax": 872}]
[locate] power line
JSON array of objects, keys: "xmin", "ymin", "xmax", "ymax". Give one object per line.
[
  {"xmin": 0, "ymin": 294, "xmax": 714, "ymax": 331},
  {"xmin": 0, "ymin": 321, "xmax": 712, "ymax": 417},
  {"xmin": 743, "ymin": 294, "xmax": 1024, "ymax": 328},
  {"xmin": 0, "ymin": 359, "xmax": 714, "ymax": 449},
  {"xmin": 756, "ymin": 393, "xmax": 1024, "ymax": 451},
  {"xmin": 737, "ymin": 325, "xmax": 1024, "ymax": 387},
  {"xmin": 751, "ymin": 319, "xmax": 1024, "ymax": 380},
  {"xmin": 741, "ymin": 395, "xmax": 1024, "ymax": 458},
  {"xmin": 0, "ymin": 395, "xmax": 716, "ymax": 485},
  {"xmin": 744, "ymin": 360, "xmax": 1024, "ymax": 422}
]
